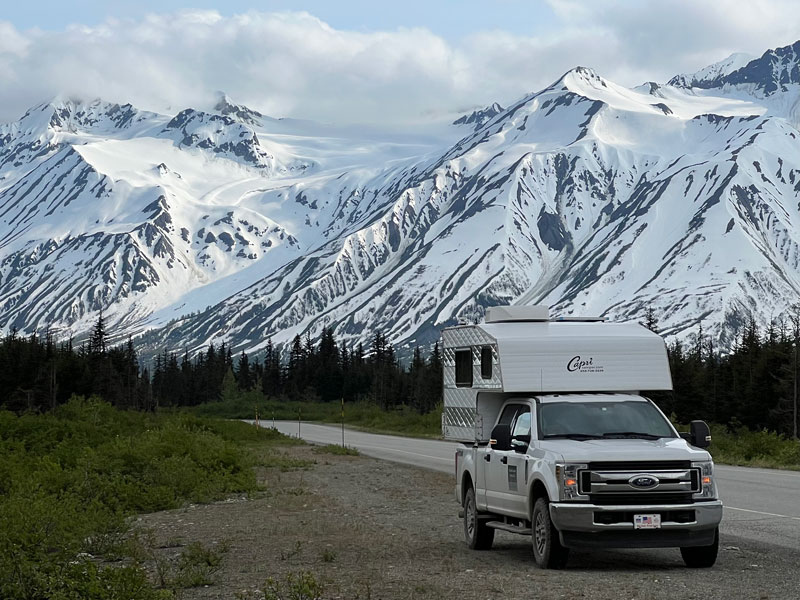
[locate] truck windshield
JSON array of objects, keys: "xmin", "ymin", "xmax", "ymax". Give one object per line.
[{"xmin": 538, "ymin": 401, "xmax": 675, "ymax": 440}]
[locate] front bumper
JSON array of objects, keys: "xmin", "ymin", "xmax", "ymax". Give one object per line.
[{"xmin": 549, "ymin": 500, "xmax": 723, "ymax": 549}]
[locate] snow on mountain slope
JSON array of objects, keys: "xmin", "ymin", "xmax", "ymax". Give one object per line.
[
  {"xmin": 0, "ymin": 96, "xmax": 454, "ymax": 341},
  {"xmin": 671, "ymin": 41, "xmax": 800, "ymax": 97},
  {"xmin": 5, "ymin": 41, "xmax": 800, "ymax": 356},
  {"xmin": 667, "ymin": 41, "xmax": 800, "ymax": 128},
  {"xmin": 669, "ymin": 52, "xmax": 755, "ymax": 89},
  {"xmin": 137, "ymin": 62, "xmax": 800, "ymax": 356}
]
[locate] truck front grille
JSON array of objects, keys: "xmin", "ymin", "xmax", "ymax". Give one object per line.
[{"xmin": 579, "ymin": 462, "xmax": 700, "ymax": 503}]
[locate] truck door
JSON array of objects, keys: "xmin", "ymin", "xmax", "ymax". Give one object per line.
[
  {"xmin": 484, "ymin": 403, "xmax": 528, "ymax": 515},
  {"xmin": 506, "ymin": 407, "xmax": 532, "ymax": 518}
]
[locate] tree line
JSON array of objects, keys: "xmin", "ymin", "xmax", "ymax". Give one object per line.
[
  {"xmin": 645, "ymin": 308, "xmax": 799, "ymax": 437},
  {"xmin": 0, "ymin": 315, "xmax": 443, "ymax": 415},
  {"xmin": 1, "ymin": 310, "xmax": 798, "ymax": 437}
]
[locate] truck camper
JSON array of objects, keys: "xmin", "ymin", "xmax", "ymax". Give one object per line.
[{"xmin": 443, "ymin": 305, "xmax": 721, "ymax": 568}]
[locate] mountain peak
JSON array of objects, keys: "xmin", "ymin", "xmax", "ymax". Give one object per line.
[
  {"xmin": 559, "ymin": 66, "xmax": 607, "ymax": 89},
  {"xmin": 213, "ymin": 92, "xmax": 264, "ymax": 126},
  {"xmin": 541, "ymin": 67, "xmax": 615, "ymax": 101},
  {"xmin": 6, "ymin": 96, "xmax": 151, "ymax": 139},
  {"xmin": 721, "ymin": 40, "xmax": 800, "ymax": 95},
  {"xmin": 668, "ymin": 52, "xmax": 755, "ymax": 89},
  {"xmin": 668, "ymin": 41, "xmax": 800, "ymax": 96}
]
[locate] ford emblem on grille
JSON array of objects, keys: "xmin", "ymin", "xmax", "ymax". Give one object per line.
[{"xmin": 629, "ymin": 475, "xmax": 659, "ymax": 489}]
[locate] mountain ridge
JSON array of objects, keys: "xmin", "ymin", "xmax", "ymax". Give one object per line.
[{"xmin": 4, "ymin": 41, "xmax": 800, "ymax": 358}]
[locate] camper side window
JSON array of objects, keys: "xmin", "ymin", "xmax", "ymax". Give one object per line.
[
  {"xmin": 455, "ymin": 350, "xmax": 473, "ymax": 387},
  {"xmin": 480, "ymin": 347, "xmax": 492, "ymax": 379}
]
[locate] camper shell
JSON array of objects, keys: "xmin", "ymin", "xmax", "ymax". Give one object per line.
[{"xmin": 442, "ymin": 305, "xmax": 673, "ymax": 441}]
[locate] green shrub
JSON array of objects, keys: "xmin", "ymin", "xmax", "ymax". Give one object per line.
[
  {"xmin": 708, "ymin": 425, "xmax": 800, "ymax": 469},
  {"xmin": 171, "ymin": 541, "xmax": 228, "ymax": 588},
  {"xmin": 0, "ymin": 396, "xmax": 280, "ymax": 599}
]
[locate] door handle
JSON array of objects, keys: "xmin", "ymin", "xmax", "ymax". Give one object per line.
[
  {"xmin": 501, "ymin": 456, "xmax": 508, "ymax": 464},
  {"xmin": 484, "ymin": 454, "xmax": 491, "ymax": 462}
]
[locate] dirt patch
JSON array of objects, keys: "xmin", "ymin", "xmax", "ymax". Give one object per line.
[{"xmin": 135, "ymin": 444, "xmax": 800, "ymax": 599}]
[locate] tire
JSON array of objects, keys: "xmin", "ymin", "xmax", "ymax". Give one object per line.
[
  {"xmin": 531, "ymin": 497, "xmax": 570, "ymax": 569},
  {"xmin": 680, "ymin": 527, "xmax": 719, "ymax": 568},
  {"xmin": 463, "ymin": 487, "xmax": 494, "ymax": 550}
]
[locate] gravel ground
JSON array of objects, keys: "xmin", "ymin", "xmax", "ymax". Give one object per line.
[{"xmin": 135, "ymin": 444, "xmax": 800, "ymax": 600}]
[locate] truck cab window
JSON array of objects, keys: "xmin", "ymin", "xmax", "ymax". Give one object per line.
[
  {"xmin": 455, "ymin": 350, "xmax": 473, "ymax": 387},
  {"xmin": 538, "ymin": 401, "xmax": 675, "ymax": 438},
  {"xmin": 511, "ymin": 409, "xmax": 531, "ymax": 437},
  {"xmin": 498, "ymin": 404, "xmax": 521, "ymax": 426}
]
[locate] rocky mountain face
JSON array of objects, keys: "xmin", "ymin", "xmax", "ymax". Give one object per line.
[
  {"xmin": 670, "ymin": 41, "xmax": 800, "ymax": 96},
  {"xmin": 4, "ymin": 41, "xmax": 800, "ymax": 358},
  {"xmin": 667, "ymin": 52, "xmax": 754, "ymax": 89},
  {"xmin": 452, "ymin": 103, "xmax": 505, "ymax": 131}
]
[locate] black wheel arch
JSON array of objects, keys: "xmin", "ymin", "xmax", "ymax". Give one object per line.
[
  {"xmin": 529, "ymin": 479, "xmax": 549, "ymax": 518},
  {"xmin": 461, "ymin": 471, "xmax": 474, "ymax": 505}
]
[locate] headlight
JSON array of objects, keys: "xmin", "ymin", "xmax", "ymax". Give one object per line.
[
  {"xmin": 692, "ymin": 460, "xmax": 717, "ymax": 500},
  {"xmin": 555, "ymin": 462, "xmax": 588, "ymax": 501}
]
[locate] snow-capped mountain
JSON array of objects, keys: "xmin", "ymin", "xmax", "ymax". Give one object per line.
[
  {"xmin": 4, "ymin": 41, "xmax": 800, "ymax": 357},
  {"xmin": 670, "ymin": 41, "xmax": 800, "ymax": 96},
  {"xmin": 668, "ymin": 52, "xmax": 755, "ymax": 89}
]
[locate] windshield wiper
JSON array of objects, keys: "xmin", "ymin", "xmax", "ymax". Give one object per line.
[
  {"xmin": 542, "ymin": 433, "xmax": 603, "ymax": 440},
  {"xmin": 600, "ymin": 431, "xmax": 662, "ymax": 440}
]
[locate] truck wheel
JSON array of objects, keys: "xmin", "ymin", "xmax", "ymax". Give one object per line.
[
  {"xmin": 531, "ymin": 497, "xmax": 569, "ymax": 569},
  {"xmin": 463, "ymin": 487, "xmax": 494, "ymax": 550},
  {"xmin": 680, "ymin": 527, "xmax": 719, "ymax": 568}
]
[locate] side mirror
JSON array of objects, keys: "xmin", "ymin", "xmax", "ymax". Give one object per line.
[
  {"xmin": 490, "ymin": 424, "xmax": 511, "ymax": 451},
  {"xmin": 681, "ymin": 420, "xmax": 711, "ymax": 448},
  {"xmin": 511, "ymin": 434, "xmax": 531, "ymax": 453}
]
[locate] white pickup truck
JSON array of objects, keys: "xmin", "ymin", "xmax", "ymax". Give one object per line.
[{"xmin": 442, "ymin": 306, "xmax": 722, "ymax": 569}]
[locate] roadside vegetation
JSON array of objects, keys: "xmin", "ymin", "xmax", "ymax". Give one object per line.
[
  {"xmin": 312, "ymin": 444, "xmax": 360, "ymax": 456},
  {"xmin": 707, "ymin": 424, "xmax": 800, "ymax": 470},
  {"xmin": 193, "ymin": 393, "xmax": 443, "ymax": 438},
  {"xmin": 0, "ymin": 396, "xmax": 292, "ymax": 600}
]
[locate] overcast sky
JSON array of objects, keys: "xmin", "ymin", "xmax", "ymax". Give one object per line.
[{"xmin": 1, "ymin": 0, "xmax": 799, "ymax": 125}]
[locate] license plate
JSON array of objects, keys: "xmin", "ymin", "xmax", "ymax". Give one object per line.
[{"xmin": 634, "ymin": 514, "xmax": 661, "ymax": 529}]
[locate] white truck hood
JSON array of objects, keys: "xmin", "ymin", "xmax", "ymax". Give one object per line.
[{"xmin": 539, "ymin": 437, "xmax": 712, "ymax": 463}]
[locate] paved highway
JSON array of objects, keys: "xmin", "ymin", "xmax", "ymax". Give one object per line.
[{"xmin": 260, "ymin": 421, "xmax": 800, "ymax": 551}]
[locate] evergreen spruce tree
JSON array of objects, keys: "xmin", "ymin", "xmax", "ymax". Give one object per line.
[
  {"xmin": 262, "ymin": 338, "xmax": 282, "ymax": 398},
  {"xmin": 236, "ymin": 350, "xmax": 252, "ymax": 391},
  {"xmin": 643, "ymin": 305, "xmax": 659, "ymax": 333}
]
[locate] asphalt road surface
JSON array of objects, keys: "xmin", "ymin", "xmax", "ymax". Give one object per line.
[{"xmin": 260, "ymin": 420, "xmax": 800, "ymax": 552}]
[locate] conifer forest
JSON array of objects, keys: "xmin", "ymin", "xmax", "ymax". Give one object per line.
[{"xmin": 1, "ymin": 311, "xmax": 798, "ymax": 438}]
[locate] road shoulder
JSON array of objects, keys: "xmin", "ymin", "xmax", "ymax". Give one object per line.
[{"xmin": 134, "ymin": 443, "xmax": 800, "ymax": 599}]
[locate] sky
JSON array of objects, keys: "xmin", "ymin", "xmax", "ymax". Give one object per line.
[{"xmin": 1, "ymin": 0, "xmax": 800, "ymax": 125}]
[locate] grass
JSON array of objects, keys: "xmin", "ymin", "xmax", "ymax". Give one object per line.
[
  {"xmin": 192, "ymin": 396, "xmax": 442, "ymax": 438},
  {"xmin": 0, "ymin": 396, "xmax": 297, "ymax": 600},
  {"xmin": 263, "ymin": 571, "xmax": 324, "ymax": 600},
  {"xmin": 312, "ymin": 444, "xmax": 360, "ymax": 456}
]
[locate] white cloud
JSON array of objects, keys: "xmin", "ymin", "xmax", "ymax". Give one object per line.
[
  {"xmin": 545, "ymin": 0, "xmax": 800, "ymax": 77},
  {"xmin": 0, "ymin": 4, "xmax": 798, "ymax": 125}
]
